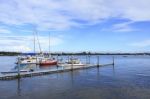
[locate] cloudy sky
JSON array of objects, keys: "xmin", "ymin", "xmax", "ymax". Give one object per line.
[{"xmin": 0, "ymin": 0, "xmax": 150, "ymax": 52}]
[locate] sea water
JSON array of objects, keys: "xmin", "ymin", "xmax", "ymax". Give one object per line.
[{"xmin": 0, "ymin": 55, "xmax": 150, "ymax": 99}]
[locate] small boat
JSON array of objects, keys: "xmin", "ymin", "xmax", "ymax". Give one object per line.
[
  {"xmin": 16, "ymin": 54, "xmax": 43, "ymax": 65},
  {"xmin": 58, "ymin": 57, "xmax": 85, "ymax": 67},
  {"xmin": 16, "ymin": 31, "xmax": 43, "ymax": 65},
  {"xmin": 16, "ymin": 56, "xmax": 37, "ymax": 65}
]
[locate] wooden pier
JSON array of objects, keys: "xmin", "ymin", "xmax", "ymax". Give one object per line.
[{"xmin": 0, "ymin": 63, "xmax": 113, "ymax": 80}]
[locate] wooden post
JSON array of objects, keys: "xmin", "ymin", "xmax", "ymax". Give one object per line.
[
  {"xmin": 17, "ymin": 57, "xmax": 21, "ymax": 78},
  {"xmin": 68, "ymin": 55, "xmax": 69, "ymax": 63},
  {"xmin": 86, "ymin": 55, "xmax": 88, "ymax": 64},
  {"xmin": 88, "ymin": 55, "xmax": 91, "ymax": 64},
  {"xmin": 57, "ymin": 55, "xmax": 58, "ymax": 61},
  {"xmin": 71, "ymin": 55, "xmax": 73, "ymax": 71},
  {"xmin": 36, "ymin": 55, "xmax": 37, "ymax": 67},
  {"xmin": 97, "ymin": 55, "xmax": 100, "ymax": 67}
]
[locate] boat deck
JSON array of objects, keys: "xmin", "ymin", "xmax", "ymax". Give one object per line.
[{"xmin": 0, "ymin": 63, "xmax": 113, "ymax": 80}]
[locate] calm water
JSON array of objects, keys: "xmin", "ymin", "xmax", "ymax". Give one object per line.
[{"xmin": 0, "ymin": 55, "xmax": 150, "ymax": 99}]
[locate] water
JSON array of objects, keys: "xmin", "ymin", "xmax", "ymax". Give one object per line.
[{"xmin": 0, "ymin": 55, "xmax": 150, "ymax": 99}]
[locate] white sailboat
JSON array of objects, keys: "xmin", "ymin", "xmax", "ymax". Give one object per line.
[{"xmin": 16, "ymin": 30, "xmax": 43, "ymax": 65}]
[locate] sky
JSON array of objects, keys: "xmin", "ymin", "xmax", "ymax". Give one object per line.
[{"xmin": 0, "ymin": 0, "xmax": 150, "ymax": 52}]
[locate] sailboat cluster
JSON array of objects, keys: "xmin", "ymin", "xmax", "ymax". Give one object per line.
[
  {"xmin": 16, "ymin": 53, "xmax": 57, "ymax": 66},
  {"xmin": 11, "ymin": 32, "xmax": 87, "ymax": 73},
  {"xmin": 16, "ymin": 31, "xmax": 57, "ymax": 67}
]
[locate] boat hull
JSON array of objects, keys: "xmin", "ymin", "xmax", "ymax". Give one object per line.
[{"xmin": 39, "ymin": 61, "xmax": 57, "ymax": 66}]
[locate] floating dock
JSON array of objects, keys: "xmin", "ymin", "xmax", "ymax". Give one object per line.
[{"xmin": 0, "ymin": 63, "xmax": 113, "ymax": 80}]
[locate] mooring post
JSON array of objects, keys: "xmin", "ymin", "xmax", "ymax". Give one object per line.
[
  {"xmin": 88, "ymin": 55, "xmax": 91, "ymax": 64},
  {"xmin": 97, "ymin": 55, "xmax": 100, "ymax": 67},
  {"xmin": 56, "ymin": 55, "xmax": 59, "ymax": 70},
  {"xmin": 36, "ymin": 55, "xmax": 38, "ymax": 68},
  {"xmin": 71, "ymin": 55, "xmax": 73, "ymax": 71},
  {"xmin": 57, "ymin": 55, "xmax": 58, "ymax": 61},
  {"xmin": 68, "ymin": 55, "xmax": 70, "ymax": 63},
  {"xmin": 17, "ymin": 56, "xmax": 21, "ymax": 78},
  {"xmin": 85, "ymin": 55, "xmax": 87, "ymax": 65}
]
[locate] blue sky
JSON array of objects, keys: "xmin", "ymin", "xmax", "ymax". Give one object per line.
[{"xmin": 0, "ymin": 0, "xmax": 150, "ymax": 52}]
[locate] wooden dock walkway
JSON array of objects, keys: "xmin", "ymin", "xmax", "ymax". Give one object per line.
[{"xmin": 0, "ymin": 63, "xmax": 113, "ymax": 80}]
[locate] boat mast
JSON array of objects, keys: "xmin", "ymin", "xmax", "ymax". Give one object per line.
[
  {"xmin": 49, "ymin": 32, "xmax": 51, "ymax": 57},
  {"xmin": 35, "ymin": 30, "xmax": 42, "ymax": 54},
  {"xmin": 33, "ymin": 32, "xmax": 36, "ymax": 54}
]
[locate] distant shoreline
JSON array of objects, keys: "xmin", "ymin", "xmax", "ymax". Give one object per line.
[
  {"xmin": 0, "ymin": 52, "xmax": 21, "ymax": 56},
  {"xmin": 0, "ymin": 51, "xmax": 150, "ymax": 56}
]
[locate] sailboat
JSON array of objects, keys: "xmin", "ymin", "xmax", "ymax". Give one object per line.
[
  {"xmin": 16, "ymin": 31, "xmax": 41, "ymax": 65},
  {"xmin": 39, "ymin": 33, "xmax": 57, "ymax": 66}
]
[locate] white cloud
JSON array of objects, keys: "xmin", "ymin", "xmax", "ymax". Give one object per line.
[
  {"xmin": 0, "ymin": 0, "xmax": 150, "ymax": 30},
  {"xmin": 129, "ymin": 40, "xmax": 150, "ymax": 48},
  {"xmin": 111, "ymin": 22, "xmax": 136, "ymax": 32},
  {"xmin": 101, "ymin": 21, "xmax": 136, "ymax": 32},
  {"xmin": 0, "ymin": 35, "xmax": 63, "ymax": 52},
  {"xmin": 115, "ymin": 0, "xmax": 150, "ymax": 21},
  {"xmin": 0, "ymin": 28, "xmax": 11, "ymax": 34}
]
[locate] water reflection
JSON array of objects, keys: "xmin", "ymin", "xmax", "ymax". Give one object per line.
[
  {"xmin": 96, "ymin": 67, "xmax": 100, "ymax": 80},
  {"xmin": 17, "ymin": 78, "xmax": 21, "ymax": 96},
  {"xmin": 70, "ymin": 71, "xmax": 74, "ymax": 86},
  {"xmin": 112, "ymin": 65, "xmax": 115, "ymax": 76}
]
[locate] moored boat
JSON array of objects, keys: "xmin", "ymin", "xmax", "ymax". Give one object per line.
[
  {"xmin": 39, "ymin": 32, "xmax": 58, "ymax": 66},
  {"xmin": 16, "ymin": 53, "xmax": 43, "ymax": 65},
  {"xmin": 39, "ymin": 58, "xmax": 57, "ymax": 66},
  {"xmin": 58, "ymin": 57, "xmax": 85, "ymax": 67}
]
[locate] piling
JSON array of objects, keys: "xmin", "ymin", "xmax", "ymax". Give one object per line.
[
  {"xmin": 17, "ymin": 57, "xmax": 21, "ymax": 78},
  {"xmin": 56, "ymin": 55, "xmax": 59, "ymax": 70},
  {"xmin": 88, "ymin": 55, "xmax": 91, "ymax": 64},
  {"xmin": 68, "ymin": 55, "xmax": 70, "ymax": 63},
  {"xmin": 85, "ymin": 55, "xmax": 88, "ymax": 64},
  {"xmin": 97, "ymin": 55, "xmax": 100, "ymax": 67},
  {"xmin": 56, "ymin": 55, "xmax": 58, "ymax": 61},
  {"xmin": 36, "ymin": 55, "xmax": 38, "ymax": 68},
  {"xmin": 71, "ymin": 55, "xmax": 73, "ymax": 71}
]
